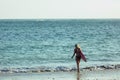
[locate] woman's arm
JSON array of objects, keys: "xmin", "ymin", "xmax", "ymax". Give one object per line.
[
  {"xmin": 71, "ymin": 49, "xmax": 76, "ymax": 58},
  {"xmin": 71, "ymin": 51, "xmax": 75, "ymax": 59}
]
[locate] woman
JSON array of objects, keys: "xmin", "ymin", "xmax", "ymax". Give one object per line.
[{"xmin": 71, "ymin": 44, "xmax": 86, "ymax": 72}]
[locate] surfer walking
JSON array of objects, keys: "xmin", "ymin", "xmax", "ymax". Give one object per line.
[{"xmin": 71, "ymin": 44, "xmax": 86, "ymax": 72}]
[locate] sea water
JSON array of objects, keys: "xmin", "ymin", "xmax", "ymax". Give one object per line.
[{"xmin": 0, "ymin": 19, "xmax": 120, "ymax": 71}]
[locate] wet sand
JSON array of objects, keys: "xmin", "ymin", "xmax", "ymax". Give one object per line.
[{"xmin": 0, "ymin": 69, "xmax": 120, "ymax": 80}]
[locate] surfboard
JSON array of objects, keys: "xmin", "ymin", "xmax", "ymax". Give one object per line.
[{"xmin": 80, "ymin": 52, "xmax": 87, "ymax": 62}]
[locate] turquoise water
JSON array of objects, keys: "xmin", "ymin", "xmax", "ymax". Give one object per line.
[{"xmin": 0, "ymin": 19, "xmax": 120, "ymax": 70}]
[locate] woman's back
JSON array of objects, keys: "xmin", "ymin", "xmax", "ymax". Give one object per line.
[{"xmin": 74, "ymin": 48, "xmax": 82, "ymax": 57}]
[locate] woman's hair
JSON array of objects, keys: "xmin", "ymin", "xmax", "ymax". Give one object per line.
[{"xmin": 75, "ymin": 44, "xmax": 80, "ymax": 48}]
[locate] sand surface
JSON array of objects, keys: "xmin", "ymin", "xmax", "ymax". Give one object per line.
[{"xmin": 0, "ymin": 69, "xmax": 120, "ymax": 80}]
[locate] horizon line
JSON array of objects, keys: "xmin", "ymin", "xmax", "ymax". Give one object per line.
[{"xmin": 0, "ymin": 18, "xmax": 120, "ymax": 20}]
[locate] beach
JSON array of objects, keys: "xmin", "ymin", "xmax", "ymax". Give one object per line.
[{"xmin": 0, "ymin": 68, "xmax": 120, "ymax": 80}]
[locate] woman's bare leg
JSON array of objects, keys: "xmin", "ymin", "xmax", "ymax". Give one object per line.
[{"xmin": 76, "ymin": 60, "xmax": 80, "ymax": 72}]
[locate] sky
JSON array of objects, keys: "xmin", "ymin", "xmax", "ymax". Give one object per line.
[{"xmin": 0, "ymin": 0, "xmax": 120, "ymax": 19}]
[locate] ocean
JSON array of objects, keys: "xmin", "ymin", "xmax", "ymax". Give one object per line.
[{"xmin": 0, "ymin": 19, "xmax": 120, "ymax": 72}]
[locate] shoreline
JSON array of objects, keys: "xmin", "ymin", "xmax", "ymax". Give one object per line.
[
  {"xmin": 0, "ymin": 64, "xmax": 120, "ymax": 80},
  {"xmin": 0, "ymin": 64, "xmax": 120, "ymax": 73},
  {"xmin": 0, "ymin": 69, "xmax": 120, "ymax": 80}
]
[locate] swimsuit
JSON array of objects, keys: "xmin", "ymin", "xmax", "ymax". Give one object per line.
[{"xmin": 76, "ymin": 55, "xmax": 81, "ymax": 60}]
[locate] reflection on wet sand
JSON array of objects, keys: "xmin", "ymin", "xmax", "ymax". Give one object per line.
[{"xmin": 77, "ymin": 72, "xmax": 81, "ymax": 80}]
